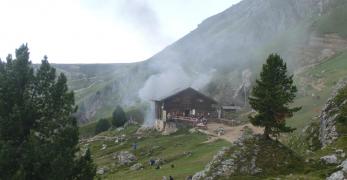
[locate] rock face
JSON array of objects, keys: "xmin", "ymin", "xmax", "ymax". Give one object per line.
[
  {"xmin": 327, "ymin": 159, "xmax": 347, "ymax": 180},
  {"xmin": 113, "ymin": 151, "xmax": 137, "ymax": 166},
  {"xmin": 319, "ymin": 79, "xmax": 347, "ymax": 146},
  {"xmin": 327, "ymin": 171, "xmax": 345, "ymax": 180},
  {"xmin": 233, "ymin": 69, "xmax": 252, "ymax": 106}
]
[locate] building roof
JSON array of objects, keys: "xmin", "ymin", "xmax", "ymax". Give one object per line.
[{"xmin": 152, "ymin": 87, "xmax": 218, "ymax": 104}]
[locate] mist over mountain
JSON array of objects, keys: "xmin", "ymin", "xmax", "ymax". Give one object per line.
[{"xmin": 54, "ymin": 0, "xmax": 347, "ymax": 124}]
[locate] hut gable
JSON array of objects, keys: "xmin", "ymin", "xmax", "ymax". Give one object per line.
[{"xmin": 159, "ymin": 88, "xmax": 217, "ymax": 110}]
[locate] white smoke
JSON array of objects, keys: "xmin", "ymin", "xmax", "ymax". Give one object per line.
[
  {"xmin": 139, "ymin": 63, "xmax": 190, "ymax": 101},
  {"xmin": 139, "ymin": 61, "xmax": 215, "ymax": 126}
]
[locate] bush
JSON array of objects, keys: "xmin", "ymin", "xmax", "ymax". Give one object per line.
[
  {"xmin": 112, "ymin": 106, "xmax": 127, "ymax": 127},
  {"xmin": 95, "ymin": 118, "xmax": 110, "ymax": 134}
]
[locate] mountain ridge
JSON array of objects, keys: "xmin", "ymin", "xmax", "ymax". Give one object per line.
[{"xmin": 53, "ymin": 0, "xmax": 347, "ymax": 124}]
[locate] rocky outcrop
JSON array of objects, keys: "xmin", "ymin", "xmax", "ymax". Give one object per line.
[
  {"xmin": 130, "ymin": 163, "xmax": 144, "ymax": 171},
  {"xmin": 192, "ymin": 128, "xmax": 303, "ymax": 179},
  {"xmin": 233, "ymin": 69, "xmax": 252, "ymax": 106},
  {"xmin": 327, "ymin": 159, "xmax": 347, "ymax": 180},
  {"xmin": 320, "ymin": 149, "xmax": 346, "ymax": 166},
  {"xmin": 319, "ymin": 79, "xmax": 347, "ymax": 146},
  {"xmin": 113, "ymin": 151, "xmax": 137, "ymax": 166},
  {"xmin": 321, "ymin": 154, "xmax": 339, "ymax": 165},
  {"xmin": 302, "ymin": 122, "xmax": 321, "ymax": 150}
]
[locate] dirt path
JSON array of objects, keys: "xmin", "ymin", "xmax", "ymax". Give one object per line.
[{"xmin": 200, "ymin": 123, "xmax": 263, "ymax": 143}]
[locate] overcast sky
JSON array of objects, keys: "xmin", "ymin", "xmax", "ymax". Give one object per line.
[{"xmin": 0, "ymin": 0, "xmax": 241, "ymax": 63}]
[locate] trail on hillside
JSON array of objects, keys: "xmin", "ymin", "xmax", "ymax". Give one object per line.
[{"xmin": 200, "ymin": 123, "xmax": 263, "ymax": 143}]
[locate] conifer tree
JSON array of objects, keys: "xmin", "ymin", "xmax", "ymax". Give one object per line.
[
  {"xmin": 73, "ymin": 149, "xmax": 97, "ymax": 180},
  {"xmin": 112, "ymin": 106, "xmax": 127, "ymax": 127},
  {"xmin": 0, "ymin": 44, "xmax": 96, "ymax": 179},
  {"xmin": 249, "ymin": 54, "xmax": 301, "ymax": 138}
]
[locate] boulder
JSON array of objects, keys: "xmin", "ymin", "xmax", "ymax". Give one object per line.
[
  {"xmin": 101, "ymin": 144, "xmax": 107, "ymax": 150},
  {"xmin": 338, "ymin": 159, "xmax": 347, "ymax": 173},
  {"xmin": 214, "ymin": 127, "xmax": 225, "ymax": 136},
  {"xmin": 96, "ymin": 166, "xmax": 109, "ymax": 175},
  {"xmin": 326, "ymin": 170, "xmax": 344, "ymax": 180},
  {"xmin": 321, "ymin": 154, "xmax": 339, "ymax": 165},
  {"xmin": 113, "ymin": 151, "xmax": 137, "ymax": 166},
  {"xmin": 96, "ymin": 168, "xmax": 105, "ymax": 175},
  {"xmin": 192, "ymin": 171, "xmax": 206, "ymax": 180},
  {"xmin": 130, "ymin": 163, "xmax": 143, "ymax": 171},
  {"xmin": 326, "ymin": 159, "xmax": 347, "ymax": 180},
  {"xmin": 184, "ymin": 151, "xmax": 193, "ymax": 157}
]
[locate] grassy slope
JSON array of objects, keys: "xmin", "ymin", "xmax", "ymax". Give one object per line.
[
  {"xmin": 277, "ymin": 52, "xmax": 347, "ymax": 178},
  {"xmin": 80, "ymin": 53, "xmax": 347, "ymax": 179},
  {"xmin": 84, "ymin": 127, "xmax": 230, "ymax": 180},
  {"xmin": 288, "ymin": 52, "xmax": 347, "ymax": 130}
]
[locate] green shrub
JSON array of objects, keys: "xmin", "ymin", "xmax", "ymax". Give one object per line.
[
  {"xmin": 95, "ymin": 118, "xmax": 110, "ymax": 134},
  {"xmin": 112, "ymin": 106, "xmax": 127, "ymax": 127}
]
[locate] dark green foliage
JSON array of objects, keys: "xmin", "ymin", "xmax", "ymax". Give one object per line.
[
  {"xmin": 112, "ymin": 106, "xmax": 127, "ymax": 127},
  {"xmin": 334, "ymin": 84, "xmax": 347, "ymax": 132},
  {"xmin": 95, "ymin": 118, "xmax": 110, "ymax": 134},
  {"xmin": 73, "ymin": 149, "xmax": 97, "ymax": 180},
  {"xmin": 249, "ymin": 54, "xmax": 301, "ymax": 138},
  {"xmin": 0, "ymin": 45, "xmax": 96, "ymax": 179}
]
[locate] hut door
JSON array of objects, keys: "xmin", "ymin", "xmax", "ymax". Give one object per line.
[{"xmin": 184, "ymin": 109, "xmax": 190, "ymax": 117}]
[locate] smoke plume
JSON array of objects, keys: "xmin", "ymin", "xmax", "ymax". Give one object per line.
[
  {"xmin": 139, "ymin": 60, "xmax": 215, "ymax": 126},
  {"xmin": 118, "ymin": 0, "xmax": 172, "ymax": 49}
]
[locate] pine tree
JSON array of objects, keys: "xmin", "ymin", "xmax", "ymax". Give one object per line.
[
  {"xmin": 249, "ymin": 54, "xmax": 301, "ymax": 138},
  {"xmin": 0, "ymin": 45, "xmax": 96, "ymax": 179},
  {"xmin": 0, "ymin": 45, "xmax": 35, "ymax": 178},
  {"xmin": 112, "ymin": 106, "xmax": 127, "ymax": 127},
  {"xmin": 73, "ymin": 149, "xmax": 97, "ymax": 180}
]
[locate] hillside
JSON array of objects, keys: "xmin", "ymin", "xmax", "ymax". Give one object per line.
[
  {"xmin": 56, "ymin": 0, "xmax": 347, "ymax": 126},
  {"xmin": 73, "ymin": 0, "xmax": 347, "ymax": 179}
]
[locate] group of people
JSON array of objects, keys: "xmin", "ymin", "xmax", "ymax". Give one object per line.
[
  {"xmin": 166, "ymin": 111, "xmax": 208, "ymax": 124},
  {"xmin": 148, "ymin": 159, "xmax": 175, "ymax": 180}
]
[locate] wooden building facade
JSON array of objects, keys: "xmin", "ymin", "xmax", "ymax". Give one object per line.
[{"xmin": 153, "ymin": 88, "xmax": 219, "ymax": 125}]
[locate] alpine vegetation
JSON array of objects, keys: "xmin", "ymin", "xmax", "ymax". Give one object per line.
[
  {"xmin": 249, "ymin": 54, "xmax": 301, "ymax": 138},
  {"xmin": 0, "ymin": 44, "xmax": 96, "ymax": 179}
]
